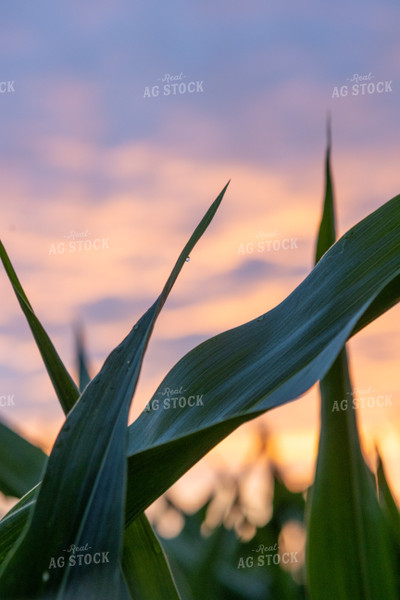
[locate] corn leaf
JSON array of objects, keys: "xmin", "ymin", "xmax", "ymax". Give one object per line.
[
  {"xmin": 314, "ymin": 119, "xmax": 335, "ymax": 263},
  {"xmin": 307, "ymin": 353, "xmax": 398, "ymax": 599},
  {"xmin": 0, "ymin": 184, "xmax": 228, "ymax": 599},
  {"xmin": 122, "ymin": 513, "xmax": 181, "ymax": 600},
  {"xmin": 0, "ymin": 421, "xmax": 47, "ymax": 499},
  {"xmin": 0, "ymin": 241, "xmax": 79, "ymax": 414},
  {"xmin": 376, "ymin": 451, "xmax": 400, "ymax": 548},
  {"xmin": 306, "ymin": 136, "xmax": 398, "ymax": 599},
  {"xmin": 0, "ymin": 485, "xmax": 38, "ymax": 565}
]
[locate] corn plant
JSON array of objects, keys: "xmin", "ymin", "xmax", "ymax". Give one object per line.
[{"xmin": 0, "ymin": 134, "xmax": 399, "ymax": 599}]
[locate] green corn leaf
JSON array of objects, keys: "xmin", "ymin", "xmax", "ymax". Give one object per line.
[
  {"xmin": 0, "ymin": 242, "xmax": 79, "ymax": 566},
  {"xmin": 306, "ymin": 136, "xmax": 398, "ymax": 599},
  {"xmin": 121, "ymin": 513, "xmax": 181, "ymax": 600},
  {"xmin": 122, "ymin": 191, "xmax": 400, "ymax": 526},
  {"xmin": 0, "ymin": 241, "xmax": 79, "ymax": 414},
  {"xmin": 0, "ymin": 492, "xmax": 180, "ymax": 600},
  {"xmin": 0, "ymin": 183, "xmax": 229, "ymax": 600},
  {"xmin": 315, "ymin": 118, "xmax": 335, "ymax": 264},
  {"xmin": 307, "ymin": 353, "xmax": 398, "ymax": 599},
  {"xmin": 0, "ymin": 421, "xmax": 47, "ymax": 499},
  {"xmin": 0, "ymin": 485, "xmax": 38, "ymax": 565}
]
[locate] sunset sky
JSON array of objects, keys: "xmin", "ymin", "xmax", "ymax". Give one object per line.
[{"xmin": 0, "ymin": 1, "xmax": 399, "ymax": 516}]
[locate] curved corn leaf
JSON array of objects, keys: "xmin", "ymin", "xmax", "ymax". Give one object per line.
[
  {"xmin": 0, "ymin": 184, "xmax": 228, "ymax": 599},
  {"xmin": 306, "ymin": 137, "xmax": 398, "ymax": 599},
  {"xmin": 123, "ymin": 192, "xmax": 400, "ymax": 525}
]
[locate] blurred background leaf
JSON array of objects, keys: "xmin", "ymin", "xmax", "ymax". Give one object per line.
[
  {"xmin": 74, "ymin": 323, "xmax": 91, "ymax": 393},
  {"xmin": 159, "ymin": 440, "xmax": 307, "ymax": 600}
]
